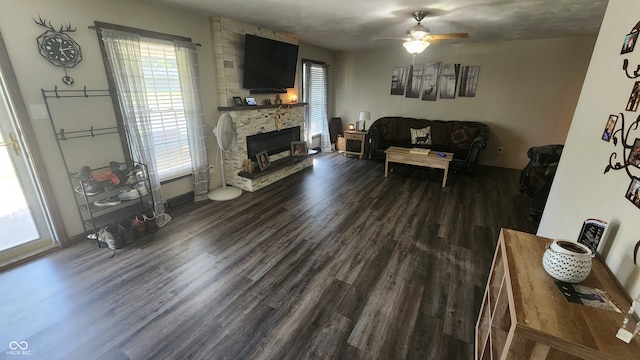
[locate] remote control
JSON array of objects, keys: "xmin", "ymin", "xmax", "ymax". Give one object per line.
[{"xmin": 437, "ymin": 152, "xmax": 446, "ymax": 157}]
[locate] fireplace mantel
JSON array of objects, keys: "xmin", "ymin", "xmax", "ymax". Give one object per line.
[{"xmin": 217, "ymin": 102, "xmax": 307, "ymax": 111}]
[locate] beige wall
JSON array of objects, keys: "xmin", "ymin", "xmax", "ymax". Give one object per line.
[
  {"xmin": 540, "ymin": 0, "xmax": 640, "ymax": 299},
  {"xmin": 333, "ymin": 37, "xmax": 596, "ymax": 169},
  {"xmin": 0, "ymin": 0, "xmax": 217, "ymax": 237}
]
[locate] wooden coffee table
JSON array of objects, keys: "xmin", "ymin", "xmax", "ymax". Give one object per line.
[{"xmin": 384, "ymin": 146, "xmax": 454, "ymax": 187}]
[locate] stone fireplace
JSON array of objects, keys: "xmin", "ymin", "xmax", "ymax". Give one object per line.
[{"xmin": 222, "ymin": 104, "xmax": 312, "ymax": 192}]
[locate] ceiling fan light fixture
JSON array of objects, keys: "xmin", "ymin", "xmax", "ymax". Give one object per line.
[
  {"xmin": 409, "ymin": 24, "xmax": 430, "ymax": 40},
  {"xmin": 403, "ymin": 40, "xmax": 430, "ymax": 54}
]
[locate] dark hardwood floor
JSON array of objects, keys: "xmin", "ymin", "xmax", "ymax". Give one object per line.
[{"xmin": 0, "ymin": 153, "xmax": 536, "ymax": 360}]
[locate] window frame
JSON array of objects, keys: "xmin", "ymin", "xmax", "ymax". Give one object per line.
[
  {"xmin": 301, "ymin": 59, "xmax": 328, "ymax": 139},
  {"xmin": 93, "ymin": 21, "xmax": 194, "ymax": 181}
]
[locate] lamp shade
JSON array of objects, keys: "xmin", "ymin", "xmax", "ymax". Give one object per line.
[
  {"xmin": 403, "ymin": 40, "xmax": 430, "ymax": 54},
  {"xmin": 359, "ymin": 111, "xmax": 371, "ymax": 121}
]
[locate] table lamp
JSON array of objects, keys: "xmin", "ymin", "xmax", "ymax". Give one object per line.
[{"xmin": 359, "ymin": 111, "xmax": 370, "ymax": 131}]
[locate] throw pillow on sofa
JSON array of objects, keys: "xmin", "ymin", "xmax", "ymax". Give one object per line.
[
  {"xmin": 449, "ymin": 122, "xmax": 479, "ymax": 149},
  {"xmin": 410, "ymin": 127, "xmax": 432, "ymax": 145}
]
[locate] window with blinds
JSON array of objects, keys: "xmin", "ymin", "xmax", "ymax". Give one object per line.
[
  {"xmin": 139, "ymin": 40, "xmax": 192, "ymax": 181},
  {"xmin": 303, "ymin": 62, "xmax": 328, "ymax": 137}
]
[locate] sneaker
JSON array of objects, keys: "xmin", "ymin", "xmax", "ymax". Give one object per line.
[
  {"xmin": 98, "ymin": 223, "xmax": 123, "ymax": 249},
  {"xmin": 117, "ymin": 188, "xmax": 140, "ymax": 201},
  {"xmin": 136, "ymin": 182, "xmax": 149, "ymax": 196},
  {"xmin": 93, "ymin": 196, "xmax": 122, "ymax": 207},
  {"xmin": 102, "ymin": 180, "xmax": 117, "ymax": 192},
  {"xmin": 75, "ymin": 166, "xmax": 91, "ymax": 181},
  {"xmin": 75, "ymin": 180, "xmax": 103, "ymax": 196},
  {"xmin": 110, "ymin": 161, "xmax": 131, "ymax": 184}
]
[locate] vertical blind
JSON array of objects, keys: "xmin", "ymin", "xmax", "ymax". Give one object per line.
[{"xmin": 139, "ymin": 40, "xmax": 192, "ymax": 180}]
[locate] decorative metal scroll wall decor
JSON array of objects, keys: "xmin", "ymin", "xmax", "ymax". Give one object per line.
[{"xmin": 604, "ymin": 20, "xmax": 640, "ymax": 210}]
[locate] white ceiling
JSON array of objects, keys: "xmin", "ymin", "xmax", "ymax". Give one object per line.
[{"xmin": 153, "ymin": 0, "xmax": 608, "ymax": 51}]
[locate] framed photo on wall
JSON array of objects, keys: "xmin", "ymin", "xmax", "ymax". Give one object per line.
[
  {"xmin": 625, "ymin": 177, "xmax": 640, "ymax": 209},
  {"xmin": 601, "ymin": 114, "xmax": 618, "ymax": 142},
  {"xmin": 621, "ymin": 31, "xmax": 639, "ymax": 54},
  {"xmin": 626, "ymin": 81, "xmax": 640, "ymax": 111},
  {"xmin": 627, "ymin": 138, "xmax": 640, "ymax": 168},
  {"xmin": 256, "ymin": 150, "xmax": 270, "ymax": 171},
  {"xmin": 291, "ymin": 141, "xmax": 307, "ymax": 157}
]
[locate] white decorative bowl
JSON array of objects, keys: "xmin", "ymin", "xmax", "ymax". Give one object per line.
[{"xmin": 542, "ymin": 240, "xmax": 592, "ymax": 283}]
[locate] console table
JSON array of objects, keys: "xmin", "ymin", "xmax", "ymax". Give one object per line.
[{"xmin": 476, "ymin": 229, "xmax": 640, "ymax": 360}]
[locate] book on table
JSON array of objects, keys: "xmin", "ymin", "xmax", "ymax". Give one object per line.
[{"xmin": 410, "ymin": 148, "xmax": 430, "ymax": 154}]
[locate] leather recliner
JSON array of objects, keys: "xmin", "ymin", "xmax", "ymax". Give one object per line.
[{"xmin": 519, "ymin": 144, "xmax": 564, "ymax": 221}]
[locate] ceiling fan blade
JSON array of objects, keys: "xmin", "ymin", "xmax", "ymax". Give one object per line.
[
  {"xmin": 427, "ymin": 33, "xmax": 469, "ymax": 40},
  {"xmin": 372, "ymin": 37, "xmax": 411, "ymax": 41}
]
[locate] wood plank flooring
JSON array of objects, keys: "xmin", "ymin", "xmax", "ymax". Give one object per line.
[{"xmin": 0, "ymin": 152, "xmax": 537, "ymax": 360}]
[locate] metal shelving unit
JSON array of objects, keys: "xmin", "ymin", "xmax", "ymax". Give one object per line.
[{"xmin": 43, "ymin": 86, "xmax": 153, "ymax": 247}]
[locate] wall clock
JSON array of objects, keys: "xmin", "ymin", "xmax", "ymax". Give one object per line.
[{"xmin": 34, "ymin": 16, "xmax": 83, "ymax": 85}]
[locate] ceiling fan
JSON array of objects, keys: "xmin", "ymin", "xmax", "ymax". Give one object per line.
[{"xmin": 379, "ymin": 11, "xmax": 469, "ymax": 55}]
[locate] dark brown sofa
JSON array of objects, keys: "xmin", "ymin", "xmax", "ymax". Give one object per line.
[{"xmin": 367, "ymin": 116, "xmax": 489, "ymax": 174}]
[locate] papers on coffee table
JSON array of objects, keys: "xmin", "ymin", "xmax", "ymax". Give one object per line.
[{"xmin": 410, "ymin": 148, "xmax": 430, "ymax": 154}]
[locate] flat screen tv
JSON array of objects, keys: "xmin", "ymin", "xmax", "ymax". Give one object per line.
[{"xmin": 242, "ymin": 34, "xmax": 299, "ymax": 93}]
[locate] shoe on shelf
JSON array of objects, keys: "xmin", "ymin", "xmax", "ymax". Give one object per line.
[
  {"xmin": 74, "ymin": 166, "xmax": 91, "ymax": 181},
  {"xmin": 110, "ymin": 161, "xmax": 131, "ymax": 184},
  {"xmin": 102, "ymin": 180, "xmax": 117, "ymax": 192},
  {"xmin": 133, "ymin": 214, "xmax": 146, "ymax": 237},
  {"xmin": 74, "ymin": 179, "xmax": 104, "ymax": 196},
  {"xmin": 93, "ymin": 196, "xmax": 122, "ymax": 207},
  {"xmin": 136, "ymin": 182, "xmax": 149, "ymax": 196},
  {"xmin": 91, "ymin": 170, "xmax": 121, "ymax": 186},
  {"xmin": 117, "ymin": 188, "xmax": 140, "ymax": 201},
  {"xmin": 144, "ymin": 210, "xmax": 159, "ymax": 233}
]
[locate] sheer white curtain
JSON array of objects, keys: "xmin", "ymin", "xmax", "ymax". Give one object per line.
[
  {"xmin": 174, "ymin": 40, "xmax": 209, "ymax": 201},
  {"xmin": 101, "ymin": 29, "xmax": 164, "ymax": 214},
  {"xmin": 302, "ymin": 61, "xmax": 331, "ymax": 153}
]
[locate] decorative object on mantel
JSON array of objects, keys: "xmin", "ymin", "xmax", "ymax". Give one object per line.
[
  {"xmin": 208, "ymin": 113, "xmax": 242, "ymax": 201},
  {"xmin": 245, "ymin": 97, "xmax": 257, "ymax": 106},
  {"xmin": 263, "ymin": 98, "xmax": 272, "ymax": 105},
  {"xmin": 289, "ymin": 95, "xmax": 298, "ymax": 103},
  {"xmin": 542, "ymin": 239, "xmax": 592, "ymax": 283},
  {"xmin": 274, "ymin": 94, "xmax": 282, "ymax": 105},
  {"xmin": 242, "ymin": 159, "xmax": 254, "ymax": 173},
  {"xmin": 273, "ymin": 105, "xmax": 290, "ymax": 131},
  {"xmin": 34, "ymin": 16, "xmax": 82, "ymax": 85},
  {"xmin": 232, "ymin": 96, "xmax": 243, "ymax": 107}
]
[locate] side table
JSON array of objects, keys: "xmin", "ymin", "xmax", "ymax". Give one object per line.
[{"xmin": 343, "ymin": 130, "xmax": 367, "ymax": 159}]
